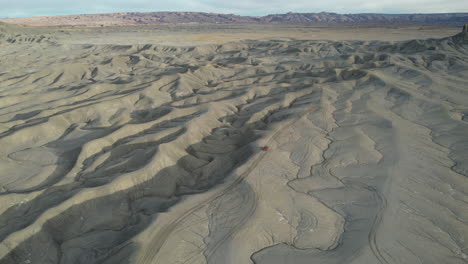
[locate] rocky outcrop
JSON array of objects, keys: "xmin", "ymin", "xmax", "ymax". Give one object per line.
[{"xmin": 452, "ymin": 23, "xmax": 468, "ymax": 43}]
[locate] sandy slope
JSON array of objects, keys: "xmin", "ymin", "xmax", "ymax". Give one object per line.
[{"xmin": 0, "ymin": 23, "xmax": 467, "ymax": 264}]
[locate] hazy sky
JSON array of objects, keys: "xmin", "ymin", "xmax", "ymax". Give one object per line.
[{"xmin": 1, "ymin": 0, "xmax": 467, "ymax": 18}]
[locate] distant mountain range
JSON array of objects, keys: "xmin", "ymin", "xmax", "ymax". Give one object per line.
[
  {"xmin": 1, "ymin": 12, "xmax": 468, "ymax": 27},
  {"xmin": 262, "ymin": 12, "xmax": 468, "ymax": 24}
]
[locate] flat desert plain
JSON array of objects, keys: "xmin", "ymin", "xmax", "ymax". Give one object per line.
[{"xmin": 0, "ymin": 22, "xmax": 467, "ymax": 264}]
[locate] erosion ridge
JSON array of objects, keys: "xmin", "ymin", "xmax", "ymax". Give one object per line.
[
  {"xmin": 0, "ymin": 22, "xmax": 56, "ymax": 44},
  {"xmin": 0, "ymin": 25, "xmax": 467, "ymax": 264}
]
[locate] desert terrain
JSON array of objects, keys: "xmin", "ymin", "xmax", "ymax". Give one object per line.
[{"xmin": 0, "ymin": 19, "xmax": 467, "ymax": 264}]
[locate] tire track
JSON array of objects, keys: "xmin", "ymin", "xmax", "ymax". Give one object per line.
[
  {"xmin": 138, "ymin": 104, "xmax": 319, "ymax": 264},
  {"xmin": 204, "ymin": 181, "xmax": 257, "ymax": 263},
  {"xmin": 368, "ymin": 186, "xmax": 389, "ymax": 264},
  {"xmin": 351, "ymin": 181, "xmax": 389, "ymax": 264}
]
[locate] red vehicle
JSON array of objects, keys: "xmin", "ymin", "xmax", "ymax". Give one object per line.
[{"xmin": 262, "ymin": 146, "xmax": 270, "ymax": 151}]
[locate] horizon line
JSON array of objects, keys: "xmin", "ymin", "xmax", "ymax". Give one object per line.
[{"xmin": 2, "ymin": 10, "xmax": 468, "ymax": 19}]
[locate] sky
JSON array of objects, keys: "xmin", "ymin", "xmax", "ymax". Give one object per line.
[{"xmin": 1, "ymin": 0, "xmax": 467, "ymax": 18}]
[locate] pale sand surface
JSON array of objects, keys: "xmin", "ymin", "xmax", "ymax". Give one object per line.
[{"xmin": 0, "ymin": 23, "xmax": 467, "ymax": 264}]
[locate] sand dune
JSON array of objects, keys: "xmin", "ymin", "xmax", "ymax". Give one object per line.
[{"xmin": 0, "ymin": 23, "xmax": 467, "ymax": 264}]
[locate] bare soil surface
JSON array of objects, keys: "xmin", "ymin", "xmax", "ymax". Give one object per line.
[{"xmin": 0, "ymin": 22, "xmax": 467, "ymax": 264}]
